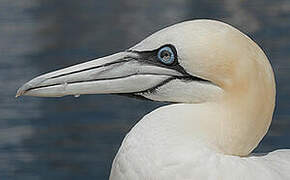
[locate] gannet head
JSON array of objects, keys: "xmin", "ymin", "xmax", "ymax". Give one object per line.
[
  {"xmin": 17, "ymin": 20, "xmax": 230, "ymax": 104},
  {"xmin": 18, "ymin": 19, "xmax": 274, "ymax": 102},
  {"xmin": 130, "ymin": 20, "xmax": 275, "ymax": 105},
  {"xmin": 16, "ymin": 20, "xmax": 276, "ymax": 155}
]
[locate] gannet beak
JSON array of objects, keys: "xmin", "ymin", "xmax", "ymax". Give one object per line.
[{"xmin": 16, "ymin": 51, "xmax": 183, "ymax": 98}]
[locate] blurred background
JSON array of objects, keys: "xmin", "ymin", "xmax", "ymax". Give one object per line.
[{"xmin": 1, "ymin": 0, "xmax": 290, "ymax": 179}]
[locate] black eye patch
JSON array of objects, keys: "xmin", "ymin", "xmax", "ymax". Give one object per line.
[
  {"xmin": 128, "ymin": 44, "xmax": 190, "ymax": 76},
  {"xmin": 131, "ymin": 44, "xmax": 178, "ymax": 65}
]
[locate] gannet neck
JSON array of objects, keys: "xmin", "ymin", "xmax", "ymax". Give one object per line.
[
  {"xmin": 214, "ymin": 28, "xmax": 276, "ymax": 156},
  {"xmin": 179, "ymin": 20, "xmax": 276, "ymax": 156},
  {"xmin": 194, "ymin": 35, "xmax": 276, "ymax": 156},
  {"xmin": 111, "ymin": 98, "xmax": 274, "ymax": 179}
]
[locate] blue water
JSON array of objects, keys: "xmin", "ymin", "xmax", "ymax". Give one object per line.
[{"xmin": 1, "ymin": 0, "xmax": 290, "ymax": 179}]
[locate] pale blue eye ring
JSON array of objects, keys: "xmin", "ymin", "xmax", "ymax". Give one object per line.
[{"xmin": 157, "ymin": 46, "xmax": 175, "ymax": 65}]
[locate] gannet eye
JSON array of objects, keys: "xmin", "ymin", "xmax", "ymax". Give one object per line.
[{"xmin": 157, "ymin": 46, "xmax": 175, "ymax": 65}]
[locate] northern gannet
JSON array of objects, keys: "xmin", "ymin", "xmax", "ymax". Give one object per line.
[{"xmin": 16, "ymin": 20, "xmax": 290, "ymax": 179}]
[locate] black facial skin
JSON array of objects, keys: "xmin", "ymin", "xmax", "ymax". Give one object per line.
[
  {"xmin": 120, "ymin": 44, "xmax": 209, "ymax": 101},
  {"xmin": 128, "ymin": 44, "xmax": 188, "ymax": 76},
  {"xmin": 127, "ymin": 44, "xmax": 208, "ymax": 82}
]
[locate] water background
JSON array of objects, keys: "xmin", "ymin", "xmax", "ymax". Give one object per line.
[{"xmin": 1, "ymin": 0, "xmax": 290, "ymax": 179}]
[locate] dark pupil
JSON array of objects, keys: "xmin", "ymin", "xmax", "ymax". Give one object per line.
[{"xmin": 160, "ymin": 50, "xmax": 171, "ymax": 61}]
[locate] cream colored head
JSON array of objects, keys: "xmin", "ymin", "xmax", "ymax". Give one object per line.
[
  {"xmin": 17, "ymin": 19, "xmax": 276, "ymax": 156},
  {"xmin": 132, "ymin": 20, "xmax": 275, "ymax": 105}
]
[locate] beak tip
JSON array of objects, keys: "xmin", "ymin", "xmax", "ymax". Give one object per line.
[
  {"xmin": 15, "ymin": 86, "xmax": 26, "ymax": 98},
  {"xmin": 16, "ymin": 76, "xmax": 46, "ymax": 98},
  {"xmin": 16, "ymin": 82, "xmax": 32, "ymax": 98}
]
